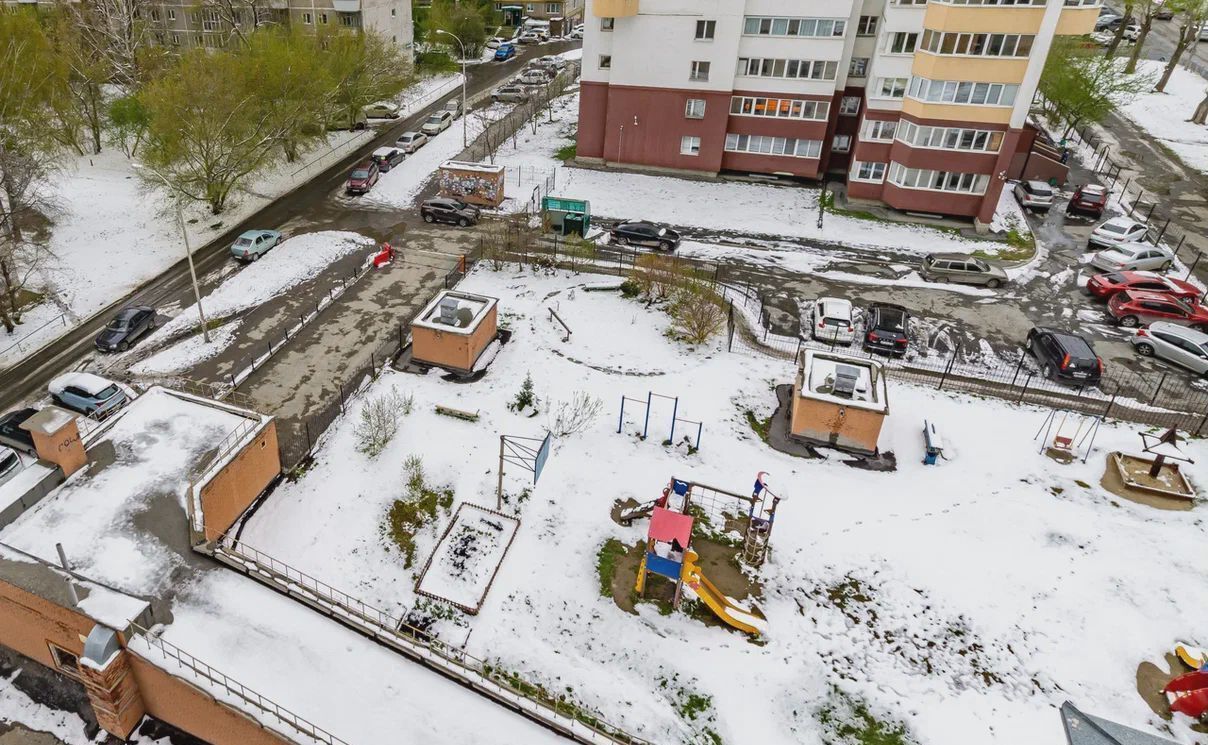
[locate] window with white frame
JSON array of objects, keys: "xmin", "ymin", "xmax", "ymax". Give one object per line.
[
  {"xmin": 874, "ymin": 77, "xmax": 908, "ymax": 98},
  {"xmin": 171, "ymin": 32, "xmax": 181, "ymax": 44},
  {"xmin": 599, "ymin": 54, "xmax": 611, "ymax": 69},
  {"xmin": 864, "ymin": 119, "xmax": 897, "ymax": 141},
  {"xmin": 319, "ymin": 12, "xmax": 328, "ymax": 23},
  {"xmin": 839, "ymin": 96, "xmax": 860, "ymax": 115},
  {"xmin": 896, "ymin": 121, "xmax": 1005, "ymax": 152},
  {"xmin": 856, "ymin": 15, "xmax": 877, "ymax": 36},
  {"xmin": 832, "ymin": 134, "xmax": 852, "ymax": 153},
  {"xmin": 168, "ymin": 8, "xmax": 176, "ymax": 20},
  {"xmin": 690, "ymin": 61, "xmax": 710, "ymax": 81},
  {"xmin": 887, "ymin": 162, "xmax": 991, "ymax": 194},
  {"xmin": 742, "ymin": 16, "xmax": 846, "ymax": 37},
  {"xmin": 48, "ymin": 644, "xmax": 80, "ymax": 678},
  {"xmin": 886, "ymin": 32, "xmax": 918, "ymax": 54},
  {"xmin": 695, "ymin": 20, "xmax": 716, "ymax": 40},
  {"xmin": 302, "ymin": 11, "xmax": 312, "ymax": 24},
  {"xmin": 852, "ymin": 161, "xmax": 887, "ymax": 182},
  {"xmin": 547, "ymin": 2, "xmax": 559, "ymax": 11},
  {"xmin": 736, "ymin": 58, "xmax": 838, "ymax": 81},
  {"xmin": 907, "ymin": 77, "xmax": 1019, "ymax": 106},
  {"xmin": 681, "ymin": 136, "xmax": 702, "ymax": 155},
  {"xmin": 919, "ymin": 30, "xmax": 1035, "ymax": 57},
  {"xmin": 849, "ymin": 57, "xmax": 869, "ymax": 77},
  {"xmin": 893, "ymin": 0, "xmax": 927, "ymax": 5},
  {"xmin": 939, "ymin": 0, "xmax": 1044, "ymax": 5},
  {"xmin": 601, "ymin": 17, "xmax": 614, "ymax": 31},
  {"xmin": 725, "ymin": 133, "xmax": 823, "ymax": 158},
  {"xmin": 730, "ymin": 96, "xmax": 829, "ymax": 120},
  {"xmin": 685, "ymin": 99, "xmax": 706, "ymax": 118}
]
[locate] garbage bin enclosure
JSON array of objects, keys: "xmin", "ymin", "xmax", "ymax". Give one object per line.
[
  {"xmin": 789, "ymin": 350, "xmax": 889, "ymax": 455},
  {"xmin": 438, "ymin": 161, "xmax": 506, "ymax": 208},
  {"xmin": 542, "ymin": 196, "xmax": 591, "ymax": 234},
  {"xmin": 411, "ymin": 290, "xmax": 500, "ymax": 374}
]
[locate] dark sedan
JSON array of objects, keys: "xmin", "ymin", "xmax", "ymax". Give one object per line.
[
  {"xmin": 609, "ymin": 220, "xmax": 681, "ymax": 251},
  {"xmin": 0, "ymin": 407, "xmax": 37, "ymax": 457},
  {"xmin": 95, "ymin": 306, "xmax": 157, "ymax": 353}
]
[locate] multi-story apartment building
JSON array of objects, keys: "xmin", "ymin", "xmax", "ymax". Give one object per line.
[
  {"xmin": 578, "ymin": 0, "xmax": 1098, "ymax": 224},
  {"xmin": 495, "ymin": 0, "xmax": 585, "ymax": 32}
]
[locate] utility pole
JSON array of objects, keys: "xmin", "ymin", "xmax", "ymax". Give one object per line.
[{"xmin": 435, "ymin": 30, "xmax": 469, "ymax": 147}]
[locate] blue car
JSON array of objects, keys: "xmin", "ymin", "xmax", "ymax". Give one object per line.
[
  {"xmin": 230, "ymin": 229, "xmax": 282, "ymax": 261},
  {"xmin": 495, "ymin": 43, "xmax": 516, "ymax": 61},
  {"xmin": 48, "ymin": 372, "xmax": 130, "ymax": 419}
]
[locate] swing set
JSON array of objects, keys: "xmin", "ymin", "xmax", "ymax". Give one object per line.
[{"xmin": 1035, "ymin": 408, "xmax": 1102, "ymax": 463}]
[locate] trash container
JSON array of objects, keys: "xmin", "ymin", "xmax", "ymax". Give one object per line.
[{"xmin": 563, "ymin": 213, "xmax": 586, "ymax": 237}]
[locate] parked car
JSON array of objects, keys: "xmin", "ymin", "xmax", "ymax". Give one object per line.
[
  {"xmin": 329, "ymin": 110, "xmax": 368, "ymax": 131},
  {"xmin": 919, "ymin": 253, "xmax": 1008, "ymax": 288},
  {"xmin": 518, "ymin": 31, "xmax": 541, "ymax": 44},
  {"xmin": 420, "ymin": 110, "xmax": 454, "ymax": 136},
  {"xmin": 0, "ymin": 445, "xmax": 22, "ymax": 489},
  {"xmin": 1067, "ymin": 184, "xmax": 1109, "ymax": 218},
  {"xmin": 1131, "ymin": 322, "xmax": 1208, "ymax": 375},
  {"xmin": 1122, "ymin": 23, "xmax": 1143, "ymax": 41},
  {"xmin": 810, "ymin": 297, "xmax": 855, "ymax": 345},
  {"xmin": 345, "ymin": 160, "xmax": 380, "ymax": 195},
  {"xmin": 486, "ymin": 37, "xmax": 506, "ymax": 50},
  {"xmin": 0, "ymin": 408, "xmax": 37, "ymax": 457},
  {"xmin": 609, "ymin": 220, "xmax": 681, "ymax": 250},
  {"xmin": 1155, "ymin": 7, "xmax": 1175, "ymax": 20},
  {"xmin": 1108, "ymin": 290, "xmax": 1208, "ymax": 329},
  {"xmin": 492, "ymin": 85, "xmax": 530, "ymax": 103},
  {"xmin": 420, "ymin": 197, "xmax": 481, "ymax": 227},
  {"xmin": 94, "ymin": 306, "xmax": 157, "ymax": 353},
  {"xmin": 1085, "ymin": 271, "xmax": 1200, "ymax": 301},
  {"xmin": 362, "ymin": 101, "xmax": 401, "ymax": 119},
  {"xmin": 1026, "ymin": 327, "xmax": 1103, "ymax": 385},
  {"xmin": 48, "ymin": 372, "xmax": 129, "ymax": 418},
  {"xmin": 396, "ymin": 131, "xmax": 429, "ymax": 154},
  {"xmin": 1013, "ymin": 180, "xmax": 1054, "ymax": 212},
  {"xmin": 229, "ymin": 229, "xmax": 282, "ymax": 261},
  {"xmin": 569, "ymin": 27, "xmax": 584, "ymax": 39},
  {"xmin": 518, "ymin": 69, "xmax": 553, "ymax": 86},
  {"xmin": 370, "ymin": 146, "xmax": 405, "ymax": 172},
  {"xmin": 1095, "ymin": 13, "xmax": 1121, "ymax": 31},
  {"xmin": 532, "ymin": 56, "xmax": 563, "ymax": 71},
  {"xmin": 443, "ymin": 98, "xmax": 462, "ymax": 118},
  {"xmin": 1090, "ymin": 241, "xmax": 1174, "ymax": 272},
  {"xmin": 863, "ymin": 303, "xmax": 910, "ymax": 357},
  {"xmin": 1088, "ymin": 217, "xmax": 1148, "ymax": 249},
  {"xmin": 495, "ymin": 43, "xmax": 517, "ymax": 61}
]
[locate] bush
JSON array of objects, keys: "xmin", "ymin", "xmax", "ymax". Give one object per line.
[
  {"xmin": 509, "ymin": 372, "xmax": 537, "ymax": 413},
  {"xmin": 384, "ymin": 455, "xmax": 455, "ymax": 568},
  {"xmin": 620, "ymin": 278, "xmax": 641, "ymax": 298},
  {"xmin": 549, "ymin": 391, "xmax": 603, "ymax": 436},
  {"xmin": 415, "ymin": 50, "xmax": 458, "ymax": 75},
  {"xmin": 354, "ymin": 389, "xmax": 408, "ymax": 457},
  {"xmin": 667, "ymin": 279, "xmax": 726, "ymax": 344},
  {"xmin": 629, "ymin": 253, "xmax": 685, "ymax": 300}
]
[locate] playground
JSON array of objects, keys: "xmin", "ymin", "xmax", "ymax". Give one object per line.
[{"xmin": 235, "ymin": 265, "xmax": 1208, "ymax": 745}]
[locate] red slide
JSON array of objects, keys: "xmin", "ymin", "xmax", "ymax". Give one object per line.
[{"xmin": 1163, "ymin": 669, "xmax": 1208, "ymax": 719}]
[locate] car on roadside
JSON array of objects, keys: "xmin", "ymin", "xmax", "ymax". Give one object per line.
[
  {"xmin": 95, "ymin": 306, "xmax": 157, "ymax": 353},
  {"xmin": 420, "ymin": 197, "xmax": 481, "ymax": 227},
  {"xmin": 518, "ymin": 69, "xmax": 553, "ymax": 86},
  {"xmin": 1026, "ymin": 327, "xmax": 1103, "ymax": 386},
  {"xmin": 609, "ymin": 220, "xmax": 681, "ymax": 251},
  {"xmin": 492, "ymin": 85, "xmax": 530, "ymax": 103},
  {"xmin": 810, "ymin": 297, "xmax": 855, "ymax": 345},
  {"xmin": 919, "ymin": 253, "xmax": 1008, "ymax": 288},
  {"xmin": 1087, "ymin": 217, "xmax": 1148, "ymax": 249},
  {"xmin": 1014, "ymin": 180, "xmax": 1054, "ymax": 212},
  {"xmin": 569, "ymin": 27, "xmax": 584, "ymax": 39},
  {"xmin": 495, "ymin": 42, "xmax": 517, "ymax": 61},
  {"xmin": 1108, "ymin": 290, "xmax": 1208, "ymax": 329},
  {"xmin": 1155, "ymin": 7, "xmax": 1174, "ymax": 20},
  {"xmin": 1066, "ymin": 184, "xmax": 1109, "ymax": 219},
  {"xmin": 862, "ymin": 303, "xmax": 910, "ymax": 357},
  {"xmin": 420, "ymin": 110, "xmax": 454, "ymax": 136},
  {"xmin": 345, "ymin": 160, "xmax": 380, "ymax": 195},
  {"xmin": 1090, "ymin": 241, "xmax": 1175, "ymax": 272},
  {"xmin": 48, "ymin": 372, "xmax": 130, "ymax": 418},
  {"xmin": 0, "ymin": 445, "xmax": 22, "ymax": 489},
  {"xmin": 443, "ymin": 99, "xmax": 462, "ymax": 119},
  {"xmin": 1131, "ymin": 322, "xmax": 1208, "ymax": 375},
  {"xmin": 396, "ymin": 131, "xmax": 429, "ymax": 154},
  {"xmin": 1095, "ymin": 13, "xmax": 1121, "ymax": 31},
  {"xmin": 486, "ymin": 37, "xmax": 506, "ymax": 50},
  {"xmin": 1122, "ymin": 22, "xmax": 1142, "ymax": 41},
  {"xmin": 518, "ymin": 31, "xmax": 541, "ymax": 44},
  {"xmin": 362, "ymin": 101, "xmax": 401, "ymax": 119},
  {"xmin": 370, "ymin": 146, "xmax": 405, "ymax": 173},
  {"xmin": 1085, "ymin": 271, "xmax": 1200, "ymax": 301},
  {"xmin": 0, "ymin": 408, "xmax": 37, "ymax": 457},
  {"xmin": 229, "ymin": 229, "xmax": 282, "ymax": 261}
]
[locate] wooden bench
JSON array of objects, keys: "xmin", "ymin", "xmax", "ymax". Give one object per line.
[{"xmin": 435, "ymin": 404, "xmax": 480, "ymax": 422}]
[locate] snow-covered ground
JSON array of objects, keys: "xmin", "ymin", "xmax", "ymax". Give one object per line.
[
  {"xmin": 1120, "ymin": 60, "xmax": 1208, "ymax": 174},
  {"xmin": 239, "ymin": 265, "xmax": 1208, "ymax": 745},
  {"xmin": 0, "ymin": 668, "xmax": 173, "ymax": 744}
]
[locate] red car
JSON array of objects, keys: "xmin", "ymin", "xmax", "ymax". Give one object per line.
[
  {"xmin": 345, "ymin": 160, "xmax": 380, "ymax": 195},
  {"xmin": 1086, "ymin": 271, "xmax": 1200, "ymax": 301},
  {"xmin": 1107, "ymin": 290, "xmax": 1208, "ymax": 329},
  {"xmin": 1066, "ymin": 184, "xmax": 1108, "ymax": 218}
]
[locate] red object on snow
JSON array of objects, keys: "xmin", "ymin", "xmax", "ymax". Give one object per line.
[
  {"xmin": 1164, "ymin": 669, "xmax": 1208, "ymax": 719},
  {"xmin": 372, "ymin": 242, "xmax": 395, "ymax": 269}
]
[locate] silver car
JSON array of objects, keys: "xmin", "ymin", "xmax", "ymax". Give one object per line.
[
  {"xmin": 395, "ymin": 131, "xmax": 428, "ymax": 153},
  {"xmin": 919, "ymin": 253, "xmax": 1008, "ymax": 288},
  {"xmin": 1090, "ymin": 241, "xmax": 1175, "ymax": 272},
  {"xmin": 1088, "ymin": 217, "xmax": 1148, "ymax": 249},
  {"xmin": 1013, "ymin": 180, "xmax": 1054, "ymax": 212},
  {"xmin": 1131, "ymin": 322, "xmax": 1208, "ymax": 375}
]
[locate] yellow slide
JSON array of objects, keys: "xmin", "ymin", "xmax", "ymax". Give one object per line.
[{"xmin": 682, "ymin": 551, "xmax": 767, "ymax": 636}]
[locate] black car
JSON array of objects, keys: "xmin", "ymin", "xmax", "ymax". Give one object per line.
[
  {"xmin": 863, "ymin": 303, "xmax": 910, "ymax": 356},
  {"xmin": 95, "ymin": 306, "xmax": 157, "ymax": 353},
  {"xmin": 0, "ymin": 408, "xmax": 37, "ymax": 457},
  {"xmin": 609, "ymin": 220, "xmax": 681, "ymax": 251},
  {"xmin": 420, "ymin": 198, "xmax": 481, "ymax": 227},
  {"xmin": 370, "ymin": 147, "xmax": 405, "ymax": 173},
  {"xmin": 1026, "ymin": 327, "xmax": 1103, "ymax": 386}
]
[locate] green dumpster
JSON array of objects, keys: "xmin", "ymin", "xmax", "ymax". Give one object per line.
[{"xmin": 542, "ymin": 196, "xmax": 591, "ymax": 234}]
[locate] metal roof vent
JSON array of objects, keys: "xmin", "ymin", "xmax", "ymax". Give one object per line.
[{"xmin": 832, "ymin": 364, "xmax": 860, "ymax": 398}]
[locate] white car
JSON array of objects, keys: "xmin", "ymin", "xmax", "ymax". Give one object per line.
[
  {"xmin": 810, "ymin": 297, "xmax": 855, "ymax": 345},
  {"xmin": 420, "ymin": 110, "xmax": 454, "ymax": 136},
  {"xmin": 0, "ymin": 445, "xmax": 22, "ymax": 489},
  {"xmin": 569, "ymin": 28, "xmax": 583, "ymax": 39},
  {"xmin": 1090, "ymin": 242, "xmax": 1175, "ymax": 272},
  {"xmin": 362, "ymin": 101, "xmax": 401, "ymax": 119},
  {"xmin": 486, "ymin": 37, "xmax": 506, "ymax": 50},
  {"xmin": 518, "ymin": 69, "xmax": 553, "ymax": 86},
  {"xmin": 518, "ymin": 32, "xmax": 541, "ymax": 43},
  {"xmin": 1088, "ymin": 217, "xmax": 1148, "ymax": 248},
  {"xmin": 1123, "ymin": 23, "xmax": 1142, "ymax": 41},
  {"xmin": 1013, "ymin": 180, "xmax": 1054, "ymax": 212},
  {"xmin": 395, "ymin": 131, "xmax": 428, "ymax": 153}
]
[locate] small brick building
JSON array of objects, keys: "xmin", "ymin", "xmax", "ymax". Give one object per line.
[
  {"xmin": 411, "ymin": 290, "xmax": 499, "ymax": 374},
  {"xmin": 790, "ymin": 350, "xmax": 889, "ymax": 455}
]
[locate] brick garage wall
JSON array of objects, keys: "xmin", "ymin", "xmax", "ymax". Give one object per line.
[
  {"xmin": 199, "ymin": 420, "xmax": 281, "ymax": 542},
  {"xmin": 0, "ymin": 574, "xmax": 95, "ymax": 672},
  {"xmin": 789, "ymin": 389, "xmax": 885, "ymax": 454}
]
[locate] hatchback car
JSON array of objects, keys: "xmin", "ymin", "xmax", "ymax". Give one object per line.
[
  {"xmin": 1132, "ymin": 322, "xmax": 1208, "ymax": 375},
  {"xmin": 48, "ymin": 372, "xmax": 130, "ymax": 418},
  {"xmin": 492, "ymin": 85, "xmax": 530, "ymax": 104},
  {"xmin": 919, "ymin": 253, "xmax": 1008, "ymax": 288},
  {"xmin": 345, "ymin": 161, "xmax": 380, "ymax": 195},
  {"xmin": 863, "ymin": 303, "xmax": 910, "ymax": 356},
  {"xmin": 363, "ymin": 101, "xmax": 401, "ymax": 119},
  {"xmin": 95, "ymin": 306, "xmax": 157, "ymax": 353},
  {"xmin": 1090, "ymin": 241, "xmax": 1174, "ymax": 272},
  {"xmin": 519, "ymin": 69, "xmax": 553, "ymax": 86},
  {"xmin": 420, "ymin": 198, "xmax": 481, "ymax": 227},
  {"xmin": 810, "ymin": 297, "xmax": 855, "ymax": 345},
  {"xmin": 1108, "ymin": 290, "xmax": 1208, "ymax": 329},
  {"xmin": 1088, "ymin": 217, "xmax": 1148, "ymax": 248},
  {"xmin": 495, "ymin": 43, "xmax": 517, "ymax": 61},
  {"xmin": 609, "ymin": 221, "xmax": 681, "ymax": 250},
  {"xmin": 1066, "ymin": 184, "xmax": 1109, "ymax": 219},
  {"xmin": 0, "ymin": 445, "xmax": 22, "ymax": 489},
  {"xmin": 486, "ymin": 37, "xmax": 506, "ymax": 50},
  {"xmin": 1026, "ymin": 327, "xmax": 1103, "ymax": 385},
  {"xmin": 0, "ymin": 408, "xmax": 37, "ymax": 457},
  {"xmin": 230, "ymin": 229, "xmax": 281, "ymax": 261},
  {"xmin": 370, "ymin": 146, "xmax": 405, "ymax": 172},
  {"xmin": 518, "ymin": 31, "xmax": 540, "ymax": 43},
  {"xmin": 1013, "ymin": 180, "xmax": 1054, "ymax": 212},
  {"xmin": 396, "ymin": 131, "xmax": 429, "ymax": 154},
  {"xmin": 420, "ymin": 110, "xmax": 454, "ymax": 136},
  {"xmin": 1085, "ymin": 271, "xmax": 1200, "ymax": 301},
  {"xmin": 443, "ymin": 99, "xmax": 462, "ymax": 119}
]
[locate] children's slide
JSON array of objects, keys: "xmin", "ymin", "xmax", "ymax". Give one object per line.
[{"xmin": 682, "ymin": 552, "xmax": 767, "ymax": 636}]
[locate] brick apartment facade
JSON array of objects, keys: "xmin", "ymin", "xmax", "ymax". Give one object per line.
[{"xmin": 577, "ymin": 0, "xmax": 1098, "ymax": 224}]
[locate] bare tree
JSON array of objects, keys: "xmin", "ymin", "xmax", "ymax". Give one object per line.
[
  {"xmin": 74, "ymin": 0, "xmax": 159, "ymax": 89},
  {"xmin": 667, "ymin": 278, "xmax": 726, "ymax": 345},
  {"xmin": 201, "ymin": 0, "xmax": 282, "ymax": 46},
  {"xmin": 1191, "ymin": 88, "xmax": 1208, "ymax": 123},
  {"xmin": 0, "ymin": 149, "xmax": 55, "ymax": 332},
  {"xmin": 1158, "ymin": 0, "xmax": 1208, "ymax": 91},
  {"xmin": 1106, "ymin": 0, "xmax": 1135, "ymax": 57},
  {"xmin": 1126, "ymin": 0, "xmax": 1161, "ymax": 74},
  {"xmin": 473, "ymin": 107, "xmax": 508, "ymax": 164}
]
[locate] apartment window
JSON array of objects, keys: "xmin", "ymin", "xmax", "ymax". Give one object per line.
[
  {"xmin": 526, "ymin": 3, "xmax": 534, "ymax": 10},
  {"xmin": 856, "ymin": 16, "xmax": 877, "ymax": 36},
  {"xmin": 832, "ymin": 135, "xmax": 852, "ymax": 153},
  {"xmin": 695, "ymin": 20, "xmax": 716, "ymax": 40},
  {"xmin": 888, "ymin": 162, "xmax": 991, "ymax": 194},
  {"xmin": 919, "ymin": 30, "xmax": 1035, "ymax": 58},
  {"xmin": 896, "ymin": 120, "xmax": 1005, "ymax": 152},
  {"xmin": 724, "ymin": 133, "xmax": 822, "ymax": 159},
  {"xmin": 601, "ymin": 17, "xmax": 614, "ymax": 31},
  {"xmin": 340, "ymin": 14, "xmax": 355, "ymax": 26},
  {"xmin": 864, "ymin": 119, "xmax": 898, "ymax": 141},
  {"xmin": 547, "ymin": 2, "xmax": 559, "ymax": 11},
  {"xmin": 940, "ymin": 0, "xmax": 1044, "ymax": 5},
  {"xmin": 188, "ymin": 12, "xmax": 200, "ymax": 23},
  {"xmin": 171, "ymin": 32, "xmax": 181, "ymax": 45},
  {"xmin": 849, "ymin": 57, "xmax": 869, "ymax": 77},
  {"xmin": 730, "ymin": 96, "xmax": 829, "ymax": 121},
  {"xmin": 320, "ymin": 12, "xmax": 328, "ymax": 23},
  {"xmin": 149, "ymin": 8, "xmax": 160, "ymax": 21},
  {"xmin": 167, "ymin": 8, "xmax": 176, "ymax": 20},
  {"xmin": 894, "ymin": 0, "xmax": 928, "ymax": 5},
  {"xmin": 302, "ymin": 11, "xmax": 312, "ymax": 24},
  {"xmin": 598, "ymin": 54, "xmax": 611, "ymax": 69},
  {"xmin": 680, "ymin": 136, "xmax": 701, "ymax": 156},
  {"xmin": 908, "ymin": 76, "xmax": 1019, "ymax": 106},
  {"xmin": 202, "ymin": 10, "xmax": 220, "ymax": 30},
  {"xmin": 736, "ymin": 58, "xmax": 838, "ymax": 81},
  {"xmin": 887, "ymin": 32, "xmax": 918, "ymax": 54},
  {"xmin": 742, "ymin": 16, "xmax": 846, "ymax": 38},
  {"xmin": 391, "ymin": 8, "xmax": 396, "ymax": 15},
  {"xmin": 48, "ymin": 644, "xmax": 80, "ymax": 678},
  {"xmin": 690, "ymin": 61, "xmax": 710, "ymax": 81},
  {"xmin": 875, "ymin": 77, "xmax": 908, "ymax": 98},
  {"xmin": 852, "ymin": 161, "xmax": 887, "ymax": 183},
  {"xmin": 685, "ymin": 99, "xmax": 706, "ymax": 119},
  {"xmin": 839, "ymin": 96, "xmax": 860, "ymax": 115}
]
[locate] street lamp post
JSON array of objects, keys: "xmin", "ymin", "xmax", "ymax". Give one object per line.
[
  {"xmin": 435, "ymin": 29, "xmax": 469, "ymax": 148},
  {"xmin": 133, "ymin": 164, "xmax": 211, "ymax": 343}
]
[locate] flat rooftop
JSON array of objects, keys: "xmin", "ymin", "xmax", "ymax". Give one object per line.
[
  {"xmin": 799, "ymin": 350, "xmax": 889, "ymax": 413},
  {"xmin": 414, "ymin": 290, "xmax": 497, "ymax": 335}
]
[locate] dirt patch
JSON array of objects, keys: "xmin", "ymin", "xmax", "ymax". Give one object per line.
[
  {"xmin": 692, "ymin": 534, "xmax": 760, "ymax": 603},
  {"xmin": 1101, "ymin": 457, "xmax": 1196, "ymax": 512},
  {"xmin": 606, "ymin": 539, "xmax": 645, "ymax": 614},
  {"xmin": 1136, "ymin": 653, "xmax": 1186, "ymax": 721}
]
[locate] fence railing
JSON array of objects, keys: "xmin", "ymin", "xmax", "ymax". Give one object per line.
[{"xmin": 0, "ymin": 313, "xmax": 68, "ymax": 370}]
